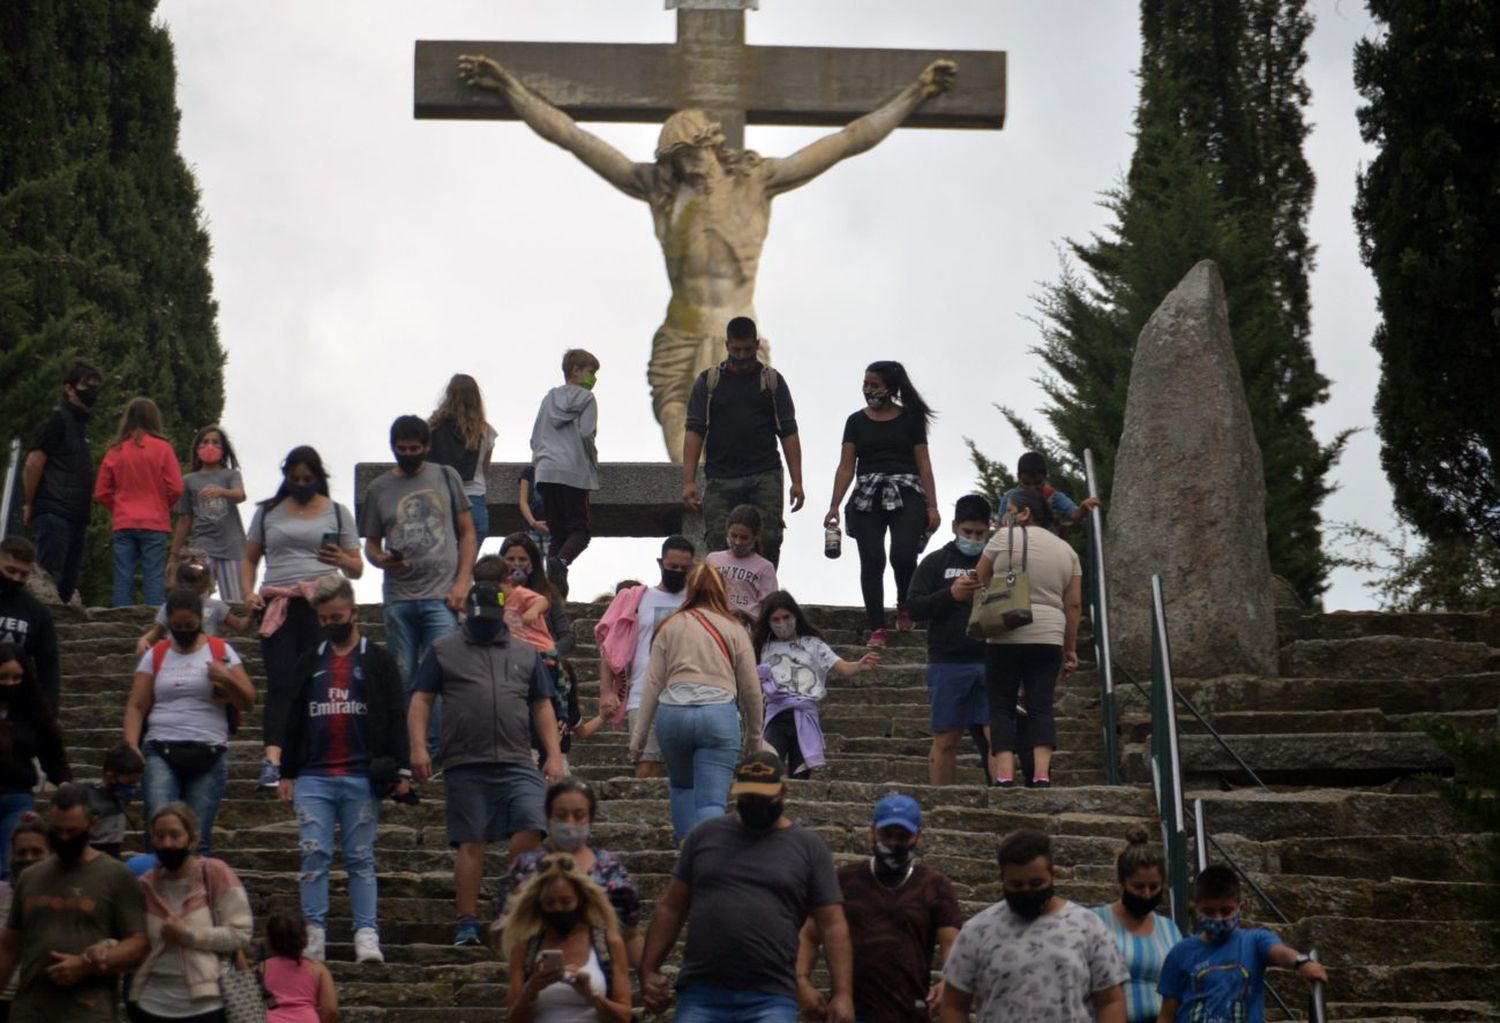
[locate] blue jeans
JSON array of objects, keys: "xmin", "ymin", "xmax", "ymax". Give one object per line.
[
  {"xmin": 32, "ymin": 512, "xmax": 87, "ymax": 604},
  {"xmin": 384, "ymin": 599, "xmax": 459, "ymax": 754},
  {"xmin": 143, "ymin": 745, "xmax": 228, "ymax": 854},
  {"xmin": 112, "ymin": 528, "xmax": 169, "ymax": 607},
  {"xmin": 653, "ymin": 702, "xmax": 741, "ymax": 842},
  {"xmin": 0, "ymin": 791, "xmax": 36, "ymax": 880},
  {"xmin": 675, "ymin": 984, "xmax": 798, "ymax": 1023},
  {"xmin": 294, "ymin": 774, "xmax": 380, "ymax": 932},
  {"xmin": 467, "ymin": 495, "xmax": 490, "ymax": 544}
]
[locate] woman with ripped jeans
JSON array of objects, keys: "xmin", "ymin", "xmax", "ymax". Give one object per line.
[{"xmin": 278, "ymin": 574, "xmax": 411, "ymax": 965}]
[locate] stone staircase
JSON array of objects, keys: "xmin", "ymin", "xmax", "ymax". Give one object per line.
[{"xmin": 49, "ymin": 601, "xmax": 1500, "ymax": 1021}]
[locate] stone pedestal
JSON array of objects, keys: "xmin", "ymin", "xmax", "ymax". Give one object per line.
[{"xmin": 1106, "ymin": 261, "xmax": 1279, "ymax": 677}]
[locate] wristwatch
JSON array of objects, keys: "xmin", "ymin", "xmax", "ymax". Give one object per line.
[{"xmin": 1293, "ymin": 953, "xmax": 1313, "ymax": 969}]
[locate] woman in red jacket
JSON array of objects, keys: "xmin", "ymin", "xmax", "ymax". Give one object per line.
[{"xmin": 95, "ymin": 398, "xmax": 184, "ymax": 607}]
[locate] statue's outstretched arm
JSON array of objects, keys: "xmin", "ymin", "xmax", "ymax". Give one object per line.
[
  {"xmin": 765, "ymin": 60, "xmax": 957, "ymax": 197},
  {"xmin": 458, "ymin": 53, "xmax": 654, "ymax": 201}
]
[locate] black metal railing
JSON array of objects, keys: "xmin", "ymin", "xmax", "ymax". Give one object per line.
[{"xmin": 1080, "ymin": 449, "xmax": 1121, "ymax": 784}]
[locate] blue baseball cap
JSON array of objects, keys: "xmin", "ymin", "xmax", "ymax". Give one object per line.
[{"xmin": 873, "ymin": 793, "xmax": 922, "ymax": 834}]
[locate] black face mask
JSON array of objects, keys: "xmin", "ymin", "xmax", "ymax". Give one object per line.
[
  {"xmin": 466, "ymin": 617, "xmax": 506, "ymax": 644},
  {"xmin": 727, "ymin": 353, "xmax": 758, "ymax": 370},
  {"xmin": 0, "ymin": 576, "xmax": 21, "ymax": 600},
  {"xmin": 737, "ymin": 799, "xmax": 783, "ymax": 833},
  {"xmin": 72, "ymin": 387, "xmax": 99, "ymax": 408},
  {"xmin": 48, "ymin": 830, "xmax": 89, "ymax": 865},
  {"xmin": 395, "ymin": 453, "xmax": 425, "ymax": 475},
  {"xmin": 286, "ymin": 482, "xmax": 319, "ymax": 505},
  {"xmin": 170, "ymin": 627, "xmax": 201, "ymax": 650},
  {"xmin": 541, "ymin": 908, "xmax": 583, "ymax": 936},
  {"xmin": 1004, "ymin": 886, "xmax": 1054, "ymax": 922},
  {"xmin": 155, "ymin": 846, "xmax": 191, "ymax": 871},
  {"xmin": 873, "ymin": 841, "xmax": 915, "ymax": 874},
  {"xmin": 322, "ymin": 620, "xmax": 355, "ymax": 645},
  {"xmin": 660, "ymin": 568, "xmax": 688, "ymax": 593},
  {"xmin": 1121, "ymin": 890, "xmax": 1162, "ymax": 918}
]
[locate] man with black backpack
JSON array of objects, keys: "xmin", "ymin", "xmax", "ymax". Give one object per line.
[{"xmin": 681, "ymin": 317, "xmax": 802, "ymax": 568}]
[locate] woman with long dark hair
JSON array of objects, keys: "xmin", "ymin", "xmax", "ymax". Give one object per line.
[
  {"xmin": 94, "ymin": 397, "xmax": 185, "ymax": 607},
  {"xmin": 823, "ymin": 360, "xmax": 939, "ymax": 648},
  {"xmin": 239, "ymin": 447, "xmax": 363, "ymax": 789},
  {"xmin": 0, "ymin": 644, "xmax": 69, "ymax": 879},
  {"xmin": 428, "ymin": 374, "xmax": 498, "ymax": 542},
  {"xmin": 499, "ymin": 533, "xmax": 576, "ymax": 658}
]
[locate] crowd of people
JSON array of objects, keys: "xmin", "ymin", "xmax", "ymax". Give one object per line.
[{"xmin": 0, "ymin": 328, "xmax": 1333, "ymax": 1021}]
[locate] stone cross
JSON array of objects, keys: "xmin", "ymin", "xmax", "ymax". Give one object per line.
[{"xmin": 414, "ymin": 1, "xmax": 1005, "ymax": 150}]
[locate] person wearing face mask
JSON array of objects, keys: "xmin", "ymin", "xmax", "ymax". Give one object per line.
[
  {"xmin": 362, "ymin": 416, "xmax": 477, "ymax": 764},
  {"xmin": 906, "ymin": 495, "xmax": 997, "ymax": 786},
  {"xmin": 501, "ymin": 854, "xmax": 632, "ymax": 1023},
  {"xmin": 628, "ymin": 565, "xmax": 764, "ymax": 844},
  {"xmin": 681, "ymin": 317, "xmax": 803, "ymax": 570},
  {"xmin": 128, "ymin": 803, "xmax": 252, "ymax": 1022},
  {"xmin": 0, "ymin": 538, "xmax": 60, "ymax": 714},
  {"xmin": 82, "ymin": 743, "xmax": 145, "ymax": 861},
  {"xmin": 751, "ymin": 592, "xmax": 877, "ymax": 780},
  {"xmin": 278, "ymin": 574, "xmax": 410, "ymax": 964},
  {"xmin": 123, "ymin": 590, "xmax": 256, "ymax": 856},
  {"xmin": 1156, "ymin": 865, "xmax": 1327, "ymax": 1023},
  {"xmin": 490, "ymin": 779, "xmax": 642, "ymax": 968},
  {"xmin": 167, "ymin": 426, "xmax": 248, "ymax": 602},
  {"xmin": 0, "ymin": 645, "xmax": 70, "ymax": 882},
  {"xmin": 0, "ymin": 818, "xmax": 49, "ymax": 1019},
  {"xmin": 530, "ymin": 349, "xmax": 602, "ymax": 599},
  {"xmin": 796, "ymin": 794, "xmax": 961, "ymax": 1023},
  {"xmin": 23, "ymin": 357, "xmax": 104, "ymax": 605},
  {"xmin": 824, "ymin": 360, "xmax": 940, "ymax": 648},
  {"xmin": 0, "ymin": 785, "xmax": 148, "ymax": 1023},
  {"xmin": 639, "ymin": 752, "xmax": 853, "ymax": 1023},
  {"xmin": 241, "ymin": 446, "xmax": 364, "ymax": 790},
  {"xmin": 942, "ymin": 828, "xmax": 1127, "ymax": 1023},
  {"xmin": 1089, "ymin": 828, "xmax": 1183, "ymax": 1023},
  {"xmin": 704, "ymin": 505, "xmax": 779, "ymax": 623},
  {"xmin": 407, "ymin": 562, "xmax": 565, "ymax": 948},
  {"xmin": 593, "ymin": 537, "xmax": 697, "ymax": 780}
]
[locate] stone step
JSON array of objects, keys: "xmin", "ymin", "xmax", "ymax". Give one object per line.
[
  {"xmin": 1280, "ymin": 636, "xmax": 1498, "ymax": 679},
  {"xmin": 1286, "ymin": 609, "xmax": 1500, "ymax": 647},
  {"xmin": 1123, "ymin": 732, "xmax": 1453, "ymax": 787},
  {"xmin": 1121, "ymin": 708, "xmax": 1497, "ymax": 741},
  {"xmin": 1169, "ymin": 673, "xmax": 1500, "ymax": 715}
]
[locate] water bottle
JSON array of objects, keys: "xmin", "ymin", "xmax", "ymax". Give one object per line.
[{"xmin": 824, "ymin": 524, "xmax": 842, "ymax": 559}]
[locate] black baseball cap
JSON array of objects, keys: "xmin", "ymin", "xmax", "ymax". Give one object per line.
[
  {"xmin": 729, "ymin": 751, "xmax": 786, "ymax": 797},
  {"xmin": 466, "ymin": 581, "xmax": 507, "ymax": 619}
]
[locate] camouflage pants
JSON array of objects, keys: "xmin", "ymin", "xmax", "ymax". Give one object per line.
[{"xmin": 703, "ymin": 468, "xmax": 786, "ymax": 568}]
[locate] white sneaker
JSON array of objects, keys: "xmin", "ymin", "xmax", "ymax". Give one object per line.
[
  {"xmin": 305, "ymin": 925, "xmax": 326, "ymax": 962},
  {"xmin": 353, "ymin": 927, "xmax": 384, "ymax": 964}
]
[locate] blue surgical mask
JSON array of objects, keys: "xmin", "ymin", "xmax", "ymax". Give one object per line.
[
  {"xmin": 956, "ymin": 537, "xmax": 986, "ymax": 557},
  {"xmin": 1197, "ymin": 911, "xmax": 1240, "ymax": 941}
]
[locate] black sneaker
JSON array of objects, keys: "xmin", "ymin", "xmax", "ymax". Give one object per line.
[{"xmin": 1029, "ymin": 778, "xmax": 1053, "ymax": 789}]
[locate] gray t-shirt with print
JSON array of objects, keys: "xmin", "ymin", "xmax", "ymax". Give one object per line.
[
  {"xmin": 944, "ymin": 899, "xmax": 1127, "ymax": 1022},
  {"xmin": 247, "ymin": 500, "xmax": 359, "ymax": 588},
  {"xmin": 175, "ymin": 469, "xmax": 247, "ymax": 560},
  {"xmin": 360, "ymin": 462, "xmax": 469, "ymax": 603}
]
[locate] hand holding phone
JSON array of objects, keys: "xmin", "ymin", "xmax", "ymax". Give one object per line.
[
  {"xmin": 538, "ymin": 948, "xmax": 565, "ymax": 972},
  {"xmin": 319, "ymin": 531, "xmax": 341, "ymax": 551}
]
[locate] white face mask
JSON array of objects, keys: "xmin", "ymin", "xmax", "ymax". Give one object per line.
[{"xmin": 770, "ymin": 619, "xmax": 797, "ymax": 641}]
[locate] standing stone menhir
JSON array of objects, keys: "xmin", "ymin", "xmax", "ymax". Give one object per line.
[{"xmin": 1106, "ymin": 260, "xmax": 1279, "ymax": 678}]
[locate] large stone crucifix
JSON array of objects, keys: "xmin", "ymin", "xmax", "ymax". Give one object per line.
[{"xmin": 415, "ymin": 0, "xmax": 1006, "ymax": 460}]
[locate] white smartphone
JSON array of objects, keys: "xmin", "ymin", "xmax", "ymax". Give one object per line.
[{"xmin": 538, "ymin": 949, "xmax": 565, "ymax": 971}]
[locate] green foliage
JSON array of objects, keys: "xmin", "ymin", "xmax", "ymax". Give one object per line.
[
  {"xmin": 972, "ymin": 0, "xmax": 1345, "ymax": 604},
  {"xmin": 1331, "ymin": 523, "xmax": 1500, "ymax": 613},
  {"xmin": 1354, "ymin": 1, "xmax": 1500, "ymax": 549},
  {"xmin": 0, "ymin": 0, "xmax": 224, "ymax": 600},
  {"xmin": 1419, "ymin": 719, "xmax": 1500, "ymax": 951}
]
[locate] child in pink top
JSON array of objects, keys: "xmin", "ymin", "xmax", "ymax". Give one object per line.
[
  {"xmin": 501, "ymin": 568, "xmax": 557, "ymax": 657},
  {"xmin": 706, "ymin": 504, "xmax": 779, "ymax": 623},
  {"xmin": 262, "ymin": 910, "xmax": 337, "ymax": 1023}
]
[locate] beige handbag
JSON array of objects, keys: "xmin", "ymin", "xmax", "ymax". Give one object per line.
[{"xmin": 966, "ymin": 523, "xmax": 1034, "ymax": 639}]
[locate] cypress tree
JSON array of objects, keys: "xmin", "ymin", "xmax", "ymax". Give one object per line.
[
  {"xmin": 972, "ymin": 0, "xmax": 1343, "ymax": 603},
  {"xmin": 1354, "ymin": 1, "xmax": 1500, "ymax": 550},
  {"xmin": 0, "ymin": 0, "xmax": 224, "ymax": 599}
]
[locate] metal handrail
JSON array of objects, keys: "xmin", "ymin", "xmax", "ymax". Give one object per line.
[
  {"xmin": 1308, "ymin": 951, "xmax": 1328, "ymax": 1023},
  {"xmin": 0, "ymin": 438, "xmax": 21, "ymax": 532},
  {"xmin": 1081, "ymin": 449, "xmax": 1121, "ymax": 784},
  {"xmin": 1149, "ymin": 575, "xmax": 1192, "ymax": 933}
]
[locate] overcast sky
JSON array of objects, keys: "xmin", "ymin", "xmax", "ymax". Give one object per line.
[{"xmin": 153, "ymin": 0, "xmax": 1388, "ymax": 611}]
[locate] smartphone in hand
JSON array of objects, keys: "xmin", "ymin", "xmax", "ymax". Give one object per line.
[{"xmin": 320, "ymin": 531, "xmax": 341, "ymax": 550}]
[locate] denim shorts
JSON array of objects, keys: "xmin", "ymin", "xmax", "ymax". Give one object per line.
[
  {"xmin": 926, "ymin": 661, "xmax": 990, "ymax": 732},
  {"xmin": 442, "ymin": 762, "xmax": 546, "ymax": 846}
]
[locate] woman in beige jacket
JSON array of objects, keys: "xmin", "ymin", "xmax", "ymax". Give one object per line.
[{"xmin": 629, "ymin": 564, "xmax": 763, "ymax": 842}]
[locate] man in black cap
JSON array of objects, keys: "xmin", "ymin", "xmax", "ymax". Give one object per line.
[
  {"xmin": 407, "ymin": 555, "xmax": 563, "ymax": 947},
  {"xmin": 639, "ymin": 751, "xmax": 854, "ymax": 1023}
]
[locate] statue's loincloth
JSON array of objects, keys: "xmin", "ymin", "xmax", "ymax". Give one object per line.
[{"xmin": 648, "ymin": 323, "xmax": 772, "ymax": 419}]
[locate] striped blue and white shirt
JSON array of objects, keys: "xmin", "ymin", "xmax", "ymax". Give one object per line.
[{"xmin": 1090, "ymin": 903, "xmax": 1185, "ymax": 1023}]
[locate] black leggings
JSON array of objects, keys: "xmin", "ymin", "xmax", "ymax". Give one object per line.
[
  {"xmin": 846, "ymin": 494, "xmax": 927, "ymax": 630},
  {"xmin": 541, "ymin": 483, "xmax": 592, "ymax": 565},
  {"xmin": 985, "ymin": 643, "xmax": 1062, "ymax": 753},
  {"xmin": 764, "ymin": 711, "xmax": 812, "ymax": 778},
  {"xmin": 261, "ymin": 596, "xmax": 321, "ymax": 749},
  {"xmin": 128, "ymin": 1005, "xmax": 226, "ymax": 1023}
]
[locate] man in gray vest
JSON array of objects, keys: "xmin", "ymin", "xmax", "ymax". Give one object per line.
[
  {"xmin": 407, "ymin": 556, "xmax": 564, "ymax": 947},
  {"xmin": 681, "ymin": 317, "xmax": 802, "ymax": 568}
]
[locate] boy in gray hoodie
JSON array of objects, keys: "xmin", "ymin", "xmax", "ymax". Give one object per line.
[{"xmin": 529, "ymin": 349, "xmax": 600, "ymax": 596}]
